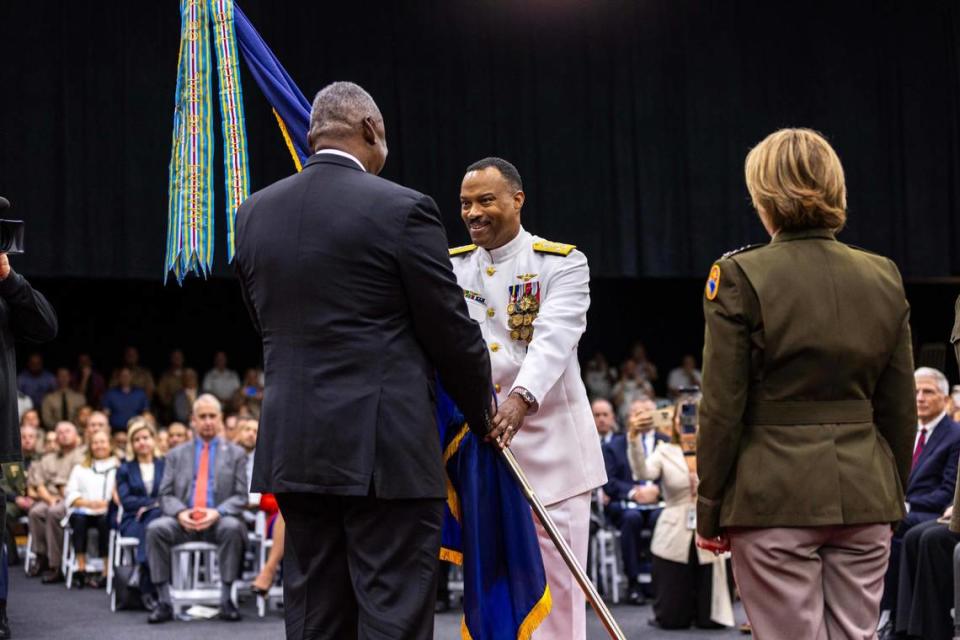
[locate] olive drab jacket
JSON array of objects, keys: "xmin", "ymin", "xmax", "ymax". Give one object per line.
[{"xmin": 696, "ymin": 228, "xmax": 917, "ymax": 538}]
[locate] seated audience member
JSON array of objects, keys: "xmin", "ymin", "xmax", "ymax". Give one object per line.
[
  {"xmin": 612, "ymin": 359, "xmax": 655, "ymax": 423},
  {"xmin": 222, "ymin": 414, "xmax": 240, "ymax": 443},
  {"xmin": 666, "ymin": 355, "xmax": 702, "ymax": 399},
  {"xmin": 73, "ymin": 405, "xmax": 92, "ymax": 436},
  {"xmin": 231, "ymin": 369, "xmax": 263, "ymax": 416},
  {"xmin": 155, "ymin": 350, "xmax": 186, "ymax": 424},
  {"xmin": 112, "ymin": 430, "xmax": 128, "ymax": 462},
  {"xmin": 584, "ymin": 353, "xmax": 615, "ymax": 401},
  {"xmin": 236, "ymin": 419, "xmax": 258, "ymax": 501},
  {"xmin": 40, "ymin": 368, "xmax": 86, "ymax": 430},
  {"xmin": 893, "ymin": 502, "xmax": 959, "ymax": 640},
  {"xmin": 17, "ymin": 353, "xmax": 56, "ymax": 411},
  {"xmin": 4, "ymin": 424, "xmax": 43, "ymax": 560},
  {"xmin": 629, "ymin": 341, "xmax": 659, "ymax": 382},
  {"xmin": 19, "ymin": 409, "xmax": 40, "ymax": 431},
  {"xmin": 166, "ymin": 421, "xmax": 191, "ymax": 450},
  {"xmin": 26, "ymin": 421, "xmax": 85, "ymax": 583},
  {"xmin": 102, "ymin": 368, "xmax": 150, "ymax": 433},
  {"xmin": 172, "ymin": 368, "xmax": 199, "ymax": 425},
  {"xmin": 71, "ymin": 353, "xmax": 106, "ymax": 408},
  {"xmin": 116, "ymin": 418, "xmax": 165, "ymax": 608},
  {"xmin": 601, "ymin": 398, "xmax": 666, "ymax": 604},
  {"xmin": 202, "ymin": 352, "xmax": 241, "ymax": 406},
  {"xmin": 42, "ymin": 430, "xmax": 58, "ymax": 455},
  {"xmin": 250, "ymin": 493, "xmax": 285, "ymax": 597},
  {"xmin": 64, "ymin": 430, "xmax": 119, "ymax": 588},
  {"xmin": 155, "ymin": 428, "xmax": 169, "ymax": 455},
  {"xmin": 145, "ymin": 394, "xmax": 248, "ymax": 623},
  {"xmin": 594, "ymin": 398, "xmax": 616, "ymax": 446},
  {"xmin": 17, "ymin": 392, "xmax": 32, "ymax": 421},
  {"xmin": 110, "ymin": 346, "xmax": 156, "ymax": 401},
  {"xmin": 628, "ymin": 407, "xmax": 733, "ymax": 630},
  {"xmin": 879, "ymin": 367, "xmax": 960, "ymax": 634},
  {"xmin": 83, "ymin": 410, "xmax": 109, "ymax": 446}
]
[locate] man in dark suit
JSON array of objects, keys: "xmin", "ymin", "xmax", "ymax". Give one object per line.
[
  {"xmin": 600, "ymin": 398, "xmax": 667, "ymax": 604},
  {"xmin": 234, "ymin": 81, "xmax": 492, "ymax": 640},
  {"xmin": 145, "ymin": 394, "xmax": 248, "ymax": 624},
  {"xmin": 879, "ymin": 366, "xmax": 960, "ymax": 637}
]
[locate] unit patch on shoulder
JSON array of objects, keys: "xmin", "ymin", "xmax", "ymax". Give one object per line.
[
  {"xmin": 721, "ymin": 243, "xmax": 764, "ymax": 260},
  {"xmin": 705, "ymin": 264, "xmax": 721, "ymax": 301},
  {"xmin": 449, "ymin": 244, "xmax": 478, "ymax": 257},
  {"xmin": 532, "ymin": 240, "xmax": 576, "ymax": 256}
]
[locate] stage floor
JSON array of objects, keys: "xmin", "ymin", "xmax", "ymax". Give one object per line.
[{"xmin": 6, "ymin": 567, "xmax": 745, "ymax": 638}]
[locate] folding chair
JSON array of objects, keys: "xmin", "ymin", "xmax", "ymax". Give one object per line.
[
  {"xmin": 107, "ymin": 505, "xmax": 141, "ymax": 609},
  {"xmin": 169, "ymin": 542, "xmax": 226, "ymax": 617}
]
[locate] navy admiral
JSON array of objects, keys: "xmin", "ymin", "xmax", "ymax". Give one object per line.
[{"xmin": 450, "ymin": 157, "xmax": 606, "ymax": 640}]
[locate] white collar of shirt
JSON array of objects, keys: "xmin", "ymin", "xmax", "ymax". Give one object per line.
[
  {"xmin": 601, "ymin": 432, "xmax": 613, "ymax": 445},
  {"xmin": 483, "ymin": 227, "xmax": 531, "ymax": 264},
  {"xmin": 918, "ymin": 410, "xmax": 947, "ymax": 442},
  {"xmin": 314, "ymin": 149, "xmax": 365, "ymax": 172}
]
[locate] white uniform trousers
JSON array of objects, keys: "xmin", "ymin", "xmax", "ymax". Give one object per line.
[{"xmin": 532, "ymin": 490, "xmax": 592, "ymax": 640}]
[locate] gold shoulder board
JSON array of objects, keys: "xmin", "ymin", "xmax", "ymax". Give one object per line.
[
  {"xmin": 449, "ymin": 244, "xmax": 478, "ymax": 257},
  {"xmin": 532, "ymin": 240, "xmax": 576, "ymax": 256}
]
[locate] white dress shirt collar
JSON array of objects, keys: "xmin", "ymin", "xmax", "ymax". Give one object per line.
[
  {"xmin": 314, "ymin": 148, "xmax": 366, "ymax": 172},
  {"xmin": 483, "ymin": 227, "xmax": 531, "ymax": 263}
]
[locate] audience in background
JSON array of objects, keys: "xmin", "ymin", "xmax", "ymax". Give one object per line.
[
  {"xmin": 666, "ymin": 355, "xmax": 702, "ymax": 399},
  {"xmin": 19, "ymin": 410, "xmax": 39, "ymax": 431},
  {"xmin": 73, "ymin": 405, "xmax": 92, "ymax": 436},
  {"xmin": 172, "ymin": 368, "xmax": 199, "ymax": 424},
  {"xmin": 40, "ymin": 368, "xmax": 86, "ymax": 430},
  {"xmin": 612, "ymin": 359, "xmax": 654, "ymax": 422},
  {"xmin": 233, "ymin": 369, "xmax": 263, "ymax": 416},
  {"xmin": 110, "ymin": 346, "xmax": 156, "ymax": 403},
  {"xmin": 145, "ymin": 394, "xmax": 248, "ymax": 624},
  {"xmin": 629, "ymin": 341, "xmax": 659, "ymax": 383},
  {"xmin": 165, "ymin": 422, "xmax": 191, "ymax": 450},
  {"xmin": 593, "ymin": 398, "xmax": 617, "ymax": 446},
  {"xmin": 236, "ymin": 419, "xmax": 258, "ymax": 500},
  {"xmin": 250, "ymin": 494, "xmax": 285, "ymax": 598},
  {"xmin": 628, "ymin": 402, "xmax": 733, "ymax": 629},
  {"xmin": 879, "ymin": 367, "xmax": 960, "ymax": 637},
  {"xmin": 602, "ymin": 398, "xmax": 666, "ymax": 605},
  {"xmin": 83, "ymin": 411, "xmax": 109, "ymax": 446},
  {"xmin": 111, "ymin": 431, "xmax": 128, "ymax": 461},
  {"xmin": 584, "ymin": 353, "xmax": 616, "ymax": 401},
  {"xmin": 116, "ymin": 417, "xmax": 165, "ymax": 609},
  {"xmin": 71, "ymin": 353, "xmax": 107, "ymax": 408},
  {"xmin": 18, "ymin": 354, "xmax": 56, "ymax": 410},
  {"xmin": 42, "ymin": 430, "xmax": 57, "ymax": 455},
  {"xmin": 2, "ymin": 425, "xmax": 41, "ymax": 561},
  {"xmin": 64, "ymin": 429, "xmax": 119, "ymax": 588},
  {"xmin": 26, "ymin": 421, "xmax": 85, "ymax": 583},
  {"xmin": 203, "ymin": 352, "xmax": 241, "ymax": 405},
  {"xmin": 102, "ymin": 368, "xmax": 150, "ymax": 433},
  {"xmin": 155, "ymin": 350, "xmax": 186, "ymax": 424},
  {"xmin": 16, "ymin": 392, "xmax": 32, "ymax": 421}
]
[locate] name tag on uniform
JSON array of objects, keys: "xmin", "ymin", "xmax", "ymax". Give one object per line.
[{"xmin": 686, "ymin": 507, "xmax": 697, "ymax": 530}]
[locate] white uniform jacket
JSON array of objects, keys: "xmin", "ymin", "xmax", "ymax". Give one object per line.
[{"xmin": 450, "ymin": 228, "xmax": 606, "ymax": 506}]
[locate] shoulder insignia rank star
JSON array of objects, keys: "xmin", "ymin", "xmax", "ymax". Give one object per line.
[
  {"xmin": 720, "ymin": 243, "xmax": 764, "ymax": 260},
  {"xmin": 449, "ymin": 244, "xmax": 478, "ymax": 257},
  {"xmin": 705, "ymin": 264, "xmax": 721, "ymax": 301},
  {"xmin": 532, "ymin": 240, "xmax": 576, "ymax": 256},
  {"xmin": 516, "ymin": 273, "xmax": 538, "ymax": 282}
]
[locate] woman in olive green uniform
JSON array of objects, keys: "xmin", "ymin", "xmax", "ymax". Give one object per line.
[{"xmin": 695, "ymin": 128, "xmax": 916, "ymax": 640}]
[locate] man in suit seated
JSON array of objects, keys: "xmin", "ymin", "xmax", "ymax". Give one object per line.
[
  {"xmin": 879, "ymin": 367, "xmax": 960, "ymax": 637},
  {"xmin": 600, "ymin": 397, "xmax": 667, "ymax": 604},
  {"xmin": 145, "ymin": 394, "xmax": 248, "ymax": 624}
]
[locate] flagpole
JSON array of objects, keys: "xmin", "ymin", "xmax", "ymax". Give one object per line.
[{"xmin": 498, "ymin": 447, "xmax": 628, "ymax": 640}]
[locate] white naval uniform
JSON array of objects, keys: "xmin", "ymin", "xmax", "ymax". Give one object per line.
[{"xmin": 450, "ymin": 227, "xmax": 606, "ymax": 640}]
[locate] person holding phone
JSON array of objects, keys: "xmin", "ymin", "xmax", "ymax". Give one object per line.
[
  {"xmin": 695, "ymin": 129, "xmax": 915, "ymax": 639},
  {"xmin": 628, "ymin": 400, "xmax": 734, "ymax": 629}
]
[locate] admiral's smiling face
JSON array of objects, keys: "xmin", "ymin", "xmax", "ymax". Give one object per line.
[{"xmin": 460, "ymin": 167, "xmax": 524, "ymax": 250}]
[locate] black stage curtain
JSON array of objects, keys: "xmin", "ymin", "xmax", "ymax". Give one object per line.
[{"xmin": 1, "ymin": 1, "xmax": 960, "ymax": 280}]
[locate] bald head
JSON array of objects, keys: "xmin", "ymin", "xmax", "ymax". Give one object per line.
[{"xmin": 307, "ymin": 82, "xmax": 388, "ymax": 175}]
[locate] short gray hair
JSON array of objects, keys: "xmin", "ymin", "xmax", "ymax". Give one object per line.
[
  {"xmin": 915, "ymin": 367, "xmax": 949, "ymax": 396},
  {"xmin": 307, "ymin": 81, "xmax": 382, "ymax": 148},
  {"xmin": 192, "ymin": 393, "xmax": 222, "ymax": 416}
]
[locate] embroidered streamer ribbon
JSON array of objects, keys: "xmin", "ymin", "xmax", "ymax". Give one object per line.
[{"xmin": 166, "ymin": 0, "xmax": 249, "ymax": 283}]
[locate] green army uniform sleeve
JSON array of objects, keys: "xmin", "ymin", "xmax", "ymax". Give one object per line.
[{"xmin": 696, "ymin": 258, "xmax": 757, "ymax": 538}]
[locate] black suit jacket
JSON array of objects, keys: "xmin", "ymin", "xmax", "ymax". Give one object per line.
[
  {"xmin": 235, "ymin": 153, "xmax": 492, "ymax": 500},
  {"xmin": 905, "ymin": 415, "xmax": 960, "ymax": 514},
  {"xmin": 116, "ymin": 458, "xmax": 166, "ymax": 529},
  {"xmin": 602, "ymin": 431, "xmax": 669, "ymax": 502}
]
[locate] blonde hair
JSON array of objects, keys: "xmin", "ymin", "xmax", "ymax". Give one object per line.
[
  {"xmin": 83, "ymin": 429, "xmax": 112, "ymax": 468},
  {"xmin": 126, "ymin": 416, "xmax": 159, "ymax": 460},
  {"xmin": 744, "ymin": 128, "xmax": 847, "ymax": 232}
]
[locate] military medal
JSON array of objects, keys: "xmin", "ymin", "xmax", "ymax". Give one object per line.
[
  {"xmin": 507, "ymin": 302, "xmax": 516, "ymax": 315},
  {"xmin": 510, "ymin": 329, "xmax": 521, "ymax": 341}
]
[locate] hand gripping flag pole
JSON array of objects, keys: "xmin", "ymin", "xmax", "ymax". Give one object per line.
[{"xmin": 497, "ymin": 447, "xmax": 628, "ymax": 640}]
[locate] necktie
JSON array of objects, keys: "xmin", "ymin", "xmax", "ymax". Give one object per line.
[
  {"xmin": 912, "ymin": 428, "xmax": 928, "ymax": 469},
  {"xmin": 194, "ymin": 442, "xmax": 210, "ymax": 509},
  {"xmin": 61, "ymin": 391, "xmax": 69, "ymax": 421}
]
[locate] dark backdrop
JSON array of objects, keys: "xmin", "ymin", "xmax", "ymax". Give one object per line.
[{"xmin": 2, "ymin": 0, "xmax": 960, "ymax": 279}]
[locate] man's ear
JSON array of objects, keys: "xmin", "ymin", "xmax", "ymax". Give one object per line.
[
  {"xmin": 513, "ymin": 190, "xmax": 525, "ymax": 211},
  {"xmin": 361, "ymin": 117, "xmax": 378, "ymax": 146}
]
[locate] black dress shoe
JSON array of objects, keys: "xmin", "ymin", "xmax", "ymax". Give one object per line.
[
  {"xmin": 26, "ymin": 556, "xmax": 47, "ymax": 578},
  {"xmin": 141, "ymin": 592, "xmax": 158, "ymax": 612},
  {"xmin": 0, "ymin": 606, "xmax": 10, "ymax": 639},
  {"xmin": 627, "ymin": 589, "xmax": 646, "ymax": 606},
  {"xmin": 147, "ymin": 603, "xmax": 173, "ymax": 624},
  {"xmin": 85, "ymin": 573, "xmax": 106, "ymax": 589},
  {"xmin": 219, "ymin": 600, "xmax": 242, "ymax": 622},
  {"xmin": 40, "ymin": 569, "xmax": 64, "ymax": 584}
]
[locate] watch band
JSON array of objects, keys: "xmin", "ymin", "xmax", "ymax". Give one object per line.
[{"xmin": 510, "ymin": 386, "xmax": 538, "ymax": 410}]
